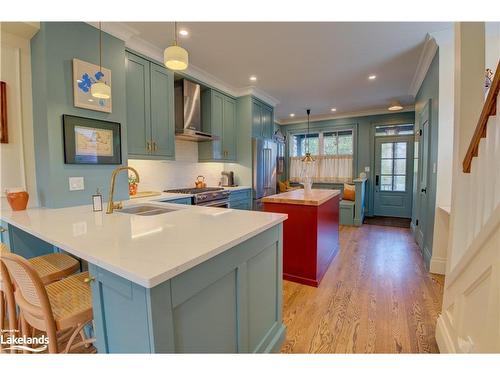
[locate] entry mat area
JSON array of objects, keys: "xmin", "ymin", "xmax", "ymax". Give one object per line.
[{"xmin": 363, "ymin": 216, "xmax": 411, "ymax": 228}]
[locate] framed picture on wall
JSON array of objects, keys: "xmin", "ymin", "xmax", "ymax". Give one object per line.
[
  {"xmin": 0, "ymin": 81, "xmax": 8, "ymax": 143},
  {"xmin": 72, "ymin": 58, "xmax": 112, "ymax": 113},
  {"xmin": 63, "ymin": 114, "xmax": 121, "ymax": 164}
]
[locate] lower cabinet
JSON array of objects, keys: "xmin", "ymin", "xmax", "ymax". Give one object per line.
[
  {"xmin": 89, "ymin": 224, "xmax": 285, "ymax": 353},
  {"xmin": 229, "ymin": 189, "xmax": 252, "ymax": 210},
  {"xmin": 160, "ymin": 197, "xmax": 192, "ymax": 205}
]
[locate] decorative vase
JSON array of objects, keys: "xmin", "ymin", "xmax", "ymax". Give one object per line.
[
  {"xmin": 129, "ymin": 183, "xmax": 138, "ymax": 196},
  {"xmin": 302, "ymin": 178, "xmax": 313, "ymax": 195},
  {"xmin": 6, "ymin": 190, "xmax": 29, "ymax": 211}
]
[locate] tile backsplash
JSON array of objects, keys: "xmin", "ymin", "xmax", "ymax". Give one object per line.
[{"xmin": 128, "ymin": 140, "xmax": 225, "ymax": 191}]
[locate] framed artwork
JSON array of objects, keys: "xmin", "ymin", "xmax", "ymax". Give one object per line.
[
  {"xmin": 72, "ymin": 58, "xmax": 112, "ymax": 113},
  {"xmin": 0, "ymin": 81, "xmax": 8, "ymax": 143},
  {"xmin": 63, "ymin": 114, "xmax": 122, "ymax": 165}
]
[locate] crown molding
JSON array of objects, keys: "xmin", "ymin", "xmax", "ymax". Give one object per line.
[
  {"xmin": 277, "ymin": 105, "xmax": 415, "ymax": 125},
  {"xmin": 408, "ymin": 34, "xmax": 438, "ymax": 98},
  {"xmin": 1, "ymin": 22, "xmax": 40, "ymax": 39},
  {"xmin": 85, "ymin": 21, "xmax": 279, "ymax": 105}
]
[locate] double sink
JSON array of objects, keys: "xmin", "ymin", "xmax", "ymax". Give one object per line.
[{"xmin": 118, "ymin": 204, "xmax": 177, "ymax": 216}]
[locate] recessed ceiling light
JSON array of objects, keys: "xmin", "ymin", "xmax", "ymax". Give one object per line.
[
  {"xmin": 388, "ymin": 101, "xmax": 404, "ymax": 111},
  {"xmin": 331, "ymin": 108, "xmax": 337, "ymax": 112},
  {"xmin": 290, "ymin": 113, "xmax": 295, "ymax": 117},
  {"xmin": 368, "ymin": 75, "xmax": 377, "ymax": 80},
  {"xmin": 179, "ymin": 29, "xmax": 189, "ymax": 36},
  {"xmin": 249, "ymin": 75, "xmax": 257, "ymax": 82}
]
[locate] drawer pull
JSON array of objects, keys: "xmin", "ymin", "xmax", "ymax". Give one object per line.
[
  {"xmin": 83, "ymin": 276, "xmax": 96, "ymax": 284},
  {"xmin": 0, "ymin": 226, "xmax": 6, "ymax": 233}
]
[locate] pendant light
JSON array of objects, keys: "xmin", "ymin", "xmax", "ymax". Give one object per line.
[
  {"xmin": 91, "ymin": 22, "xmax": 111, "ymax": 99},
  {"xmin": 164, "ymin": 22, "xmax": 189, "ymax": 71},
  {"xmin": 301, "ymin": 109, "xmax": 315, "ymax": 163}
]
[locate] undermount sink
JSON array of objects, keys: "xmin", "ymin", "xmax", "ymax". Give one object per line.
[{"xmin": 118, "ymin": 205, "xmax": 177, "ymax": 216}]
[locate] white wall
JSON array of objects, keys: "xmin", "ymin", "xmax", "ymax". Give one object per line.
[
  {"xmin": 128, "ymin": 140, "xmax": 226, "ymax": 191},
  {"xmin": 0, "ymin": 24, "xmax": 39, "ymax": 208},
  {"xmin": 485, "ymin": 22, "xmax": 500, "ymax": 72},
  {"xmin": 429, "ymin": 27, "xmax": 455, "ymax": 274}
]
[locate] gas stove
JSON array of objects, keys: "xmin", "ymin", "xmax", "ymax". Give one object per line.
[{"xmin": 164, "ymin": 187, "xmax": 230, "ymax": 207}]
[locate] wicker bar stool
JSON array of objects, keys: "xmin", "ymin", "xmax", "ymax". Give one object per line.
[
  {"xmin": 0, "ymin": 252, "xmax": 95, "ymax": 353},
  {"xmin": 1, "ymin": 243, "xmax": 80, "ymax": 336}
]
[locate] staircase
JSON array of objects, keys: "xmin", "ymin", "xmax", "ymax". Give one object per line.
[{"xmin": 436, "ymin": 60, "xmax": 500, "ymax": 353}]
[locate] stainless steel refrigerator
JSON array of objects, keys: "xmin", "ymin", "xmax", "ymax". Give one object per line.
[{"xmin": 252, "ymin": 138, "xmax": 283, "ymax": 210}]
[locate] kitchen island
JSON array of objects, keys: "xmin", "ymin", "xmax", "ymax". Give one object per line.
[
  {"xmin": 262, "ymin": 189, "xmax": 340, "ymax": 287},
  {"xmin": 0, "ymin": 199, "xmax": 287, "ymax": 353}
]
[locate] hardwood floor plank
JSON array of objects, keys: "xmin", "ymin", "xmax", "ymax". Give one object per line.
[{"xmin": 281, "ymin": 224, "xmax": 444, "ymax": 354}]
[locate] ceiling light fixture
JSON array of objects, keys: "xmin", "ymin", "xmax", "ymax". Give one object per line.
[
  {"xmin": 249, "ymin": 75, "xmax": 257, "ymax": 82},
  {"xmin": 179, "ymin": 29, "xmax": 189, "ymax": 36},
  {"xmin": 388, "ymin": 101, "xmax": 404, "ymax": 111},
  {"xmin": 164, "ymin": 22, "xmax": 189, "ymax": 71},
  {"xmin": 331, "ymin": 108, "xmax": 337, "ymax": 112},
  {"xmin": 368, "ymin": 75, "xmax": 377, "ymax": 80},
  {"xmin": 91, "ymin": 22, "xmax": 111, "ymax": 100},
  {"xmin": 290, "ymin": 113, "xmax": 295, "ymax": 117},
  {"xmin": 302, "ymin": 109, "xmax": 314, "ymax": 164}
]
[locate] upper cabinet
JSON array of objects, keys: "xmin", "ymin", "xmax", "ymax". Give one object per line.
[
  {"xmin": 252, "ymin": 98, "xmax": 274, "ymax": 139},
  {"xmin": 199, "ymin": 89, "xmax": 237, "ymax": 162},
  {"xmin": 126, "ymin": 51, "xmax": 175, "ymax": 160}
]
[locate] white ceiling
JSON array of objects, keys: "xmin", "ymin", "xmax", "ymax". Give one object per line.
[{"xmin": 122, "ymin": 22, "xmax": 451, "ymax": 122}]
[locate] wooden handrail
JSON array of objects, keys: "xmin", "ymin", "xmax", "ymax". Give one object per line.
[{"xmin": 463, "ymin": 59, "xmax": 500, "ymax": 173}]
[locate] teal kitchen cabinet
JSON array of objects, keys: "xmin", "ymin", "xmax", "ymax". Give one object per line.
[
  {"xmin": 126, "ymin": 51, "xmax": 175, "ymax": 160},
  {"xmin": 252, "ymin": 98, "xmax": 274, "ymax": 139},
  {"xmin": 160, "ymin": 197, "xmax": 192, "ymax": 205},
  {"xmin": 229, "ymin": 189, "xmax": 252, "ymax": 210},
  {"xmin": 199, "ymin": 89, "xmax": 237, "ymax": 162}
]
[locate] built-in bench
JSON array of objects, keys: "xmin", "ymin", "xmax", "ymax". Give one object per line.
[{"xmin": 339, "ymin": 178, "xmax": 367, "ymax": 226}]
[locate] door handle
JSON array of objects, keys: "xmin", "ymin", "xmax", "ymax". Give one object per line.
[
  {"xmin": 421, "ymin": 188, "xmax": 427, "ymax": 193},
  {"xmin": 375, "ymin": 175, "xmax": 379, "ymax": 186}
]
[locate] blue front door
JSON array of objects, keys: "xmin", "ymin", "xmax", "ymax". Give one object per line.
[{"xmin": 374, "ymin": 135, "xmax": 414, "ymax": 218}]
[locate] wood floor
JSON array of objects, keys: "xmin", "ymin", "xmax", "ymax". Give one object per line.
[{"xmin": 281, "ymin": 224, "xmax": 444, "ymax": 353}]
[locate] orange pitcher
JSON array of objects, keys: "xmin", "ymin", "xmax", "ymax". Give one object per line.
[{"xmin": 6, "ymin": 189, "xmax": 29, "ymax": 211}]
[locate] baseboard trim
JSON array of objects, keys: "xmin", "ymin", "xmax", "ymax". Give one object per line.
[
  {"xmin": 423, "ymin": 246, "xmax": 432, "ymax": 270},
  {"xmin": 435, "ymin": 314, "xmax": 455, "ymax": 353},
  {"xmin": 430, "ymin": 255, "xmax": 447, "ymax": 275},
  {"xmin": 264, "ymin": 324, "xmax": 287, "ymax": 353}
]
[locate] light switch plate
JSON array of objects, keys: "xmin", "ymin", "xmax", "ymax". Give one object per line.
[
  {"xmin": 69, "ymin": 177, "xmax": 85, "ymax": 191},
  {"xmin": 364, "ymin": 166, "xmax": 370, "ymax": 172}
]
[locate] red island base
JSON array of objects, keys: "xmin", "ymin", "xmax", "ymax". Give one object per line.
[{"xmin": 262, "ymin": 189, "xmax": 340, "ymax": 287}]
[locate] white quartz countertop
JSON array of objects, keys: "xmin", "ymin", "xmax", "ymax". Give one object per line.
[{"xmin": 0, "ymin": 197, "xmax": 285, "ymax": 288}]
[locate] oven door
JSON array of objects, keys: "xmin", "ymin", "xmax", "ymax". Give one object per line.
[{"xmin": 197, "ymin": 199, "xmax": 230, "ymax": 208}]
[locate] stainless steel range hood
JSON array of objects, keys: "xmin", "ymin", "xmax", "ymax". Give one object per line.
[{"xmin": 175, "ymin": 79, "xmax": 212, "ymax": 141}]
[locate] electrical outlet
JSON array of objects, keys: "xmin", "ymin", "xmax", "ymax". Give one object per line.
[
  {"xmin": 364, "ymin": 166, "xmax": 370, "ymax": 172},
  {"xmin": 69, "ymin": 177, "xmax": 85, "ymax": 191}
]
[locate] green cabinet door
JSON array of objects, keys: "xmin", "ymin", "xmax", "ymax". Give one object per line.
[
  {"xmin": 222, "ymin": 96, "xmax": 236, "ymax": 161},
  {"xmin": 261, "ymin": 105, "xmax": 273, "ymax": 139},
  {"xmin": 126, "ymin": 52, "xmax": 151, "ymax": 157},
  {"xmin": 252, "ymin": 99, "xmax": 262, "ymax": 138},
  {"xmin": 150, "ymin": 63, "xmax": 175, "ymax": 158}
]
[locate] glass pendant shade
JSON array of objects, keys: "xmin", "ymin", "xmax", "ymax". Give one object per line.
[
  {"xmin": 91, "ymin": 81, "xmax": 111, "ymax": 99},
  {"xmin": 164, "ymin": 44, "xmax": 189, "ymax": 71}
]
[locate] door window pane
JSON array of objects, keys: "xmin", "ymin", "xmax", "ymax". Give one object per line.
[
  {"xmin": 394, "ymin": 176, "xmax": 406, "ymax": 191},
  {"xmin": 381, "ymin": 143, "xmax": 393, "ymax": 158},
  {"xmin": 394, "ymin": 159, "xmax": 406, "ymax": 175},
  {"xmin": 381, "ymin": 176, "xmax": 392, "ymax": 191},
  {"xmin": 395, "ymin": 142, "xmax": 407, "ymax": 158},
  {"xmin": 381, "ymin": 159, "xmax": 393, "ymax": 174}
]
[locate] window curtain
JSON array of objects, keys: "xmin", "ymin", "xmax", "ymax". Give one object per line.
[{"xmin": 289, "ymin": 155, "xmax": 353, "ymax": 183}]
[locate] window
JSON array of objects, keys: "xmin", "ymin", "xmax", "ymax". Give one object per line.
[
  {"xmin": 375, "ymin": 124, "xmax": 414, "ymax": 137},
  {"xmin": 380, "ymin": 142, "xmax": 407, "ymax": 191},
  {"xmin": 289, "ymin": 129, "xmax": 354, "ymax": 183}
]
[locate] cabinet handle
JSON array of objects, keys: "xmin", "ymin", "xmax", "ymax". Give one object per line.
[
  {"xmin": 153, "ymin": 141, "xmax": 157, "ymax": 152},
  {"xmin": 146, "ymin": 141, "xmax": 151, "ymax": 152},
  {"xmin": 0, "ymin": 226, "xmax": 6, "ymax": 233},
  {"xmin": 83, "ymin": 276, "xmax": 95, "ymax": 284}
]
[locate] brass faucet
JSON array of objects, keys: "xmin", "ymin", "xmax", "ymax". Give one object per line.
[{"xmin": 106, "ymin": 166, "xmax": 140, "ymax": 214}]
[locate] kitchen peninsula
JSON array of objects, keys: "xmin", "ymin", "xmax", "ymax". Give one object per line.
[
  {"xmin": 0, "ymin": 198, "xmax": 287, "ymax": 353},
  {"xmin": 262, "ymin": 189, "xmax": 340, "ymax": 287}
]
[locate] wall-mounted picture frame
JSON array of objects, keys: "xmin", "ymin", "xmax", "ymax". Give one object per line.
[
  {"xmin": 63, "ymin": 114, "xmax": 122, "ymax": 165},
  {"xmin": 0, "ymin": 81, "xmax": 8, "ymax": 144},
  {"xmin": 72, "ymin": 58, "xmax": 112, "ymax": 113}
]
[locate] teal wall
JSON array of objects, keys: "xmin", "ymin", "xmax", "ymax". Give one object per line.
[
  {"xmin": 282, "ymin": 111, "xmax": 415, "ymax": 216},
  {"xmin": 413, "ymin": 52, "xmax": 439, "ymax": 268},
  {"xmin": 31, "ymin": 22, "xmax": 128, "ymax": 208}
]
